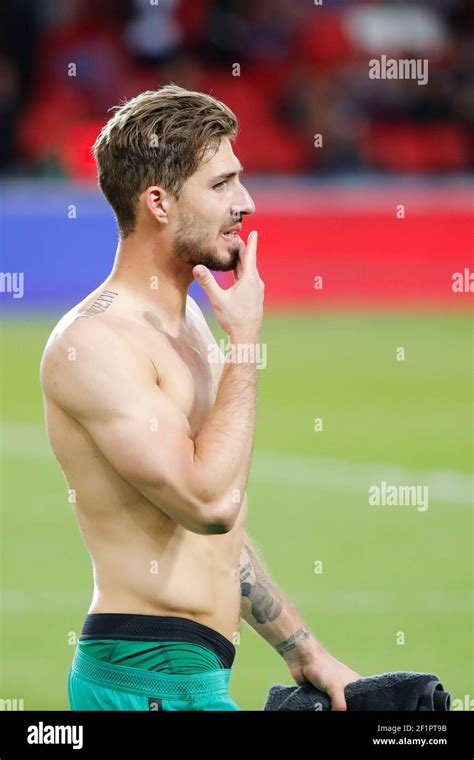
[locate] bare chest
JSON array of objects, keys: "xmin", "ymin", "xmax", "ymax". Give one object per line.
[{"xmin": 149, "ymin": 329, "xmax": 222, "ymax": 439}]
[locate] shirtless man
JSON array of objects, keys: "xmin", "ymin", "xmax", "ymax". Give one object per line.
[{"xmin": 40, "ymin": 85, "xmax": 360, "ymax": 712}]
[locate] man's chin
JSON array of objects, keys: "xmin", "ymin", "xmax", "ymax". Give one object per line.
[
  {"xmin": 200, "ymin": 246, "xmax": 240, "ymax": 272},
  {"xmin": 173, "ymin": 238, "xmax": 240, "ymax": 272},
  {"xmin": 217, "ymin": 237, "xmax": 242, "ymax": 269},
  {"xmin": 211, "ymin": 253, "xmax": 240, "ymax": 272}
]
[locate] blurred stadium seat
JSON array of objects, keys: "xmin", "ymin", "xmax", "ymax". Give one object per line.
[{"xmin": 0, "ymin": 0, "xmax": 472, "ymax": 176}]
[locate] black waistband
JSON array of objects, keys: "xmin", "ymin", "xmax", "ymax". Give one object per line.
[{"xmin": 80, "ymin": 614, "xmax": 236, "ymax": 669}]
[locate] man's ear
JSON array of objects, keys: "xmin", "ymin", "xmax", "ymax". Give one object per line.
[{"xmin": 144, "ymin": 186, "xmax": 170, "ymax": 225}]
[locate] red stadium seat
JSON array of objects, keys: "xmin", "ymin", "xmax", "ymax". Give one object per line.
[
  {"xmin": 16, "ymin": 88, "xmax": 88, "ymax": 166},
  {"xmin": 361, "ymin": 123, "xmax": 472, "ymax": 172},
  {"xmin": 198, "ymin": 72, "xmax": 308, "ymax": 171},
  {"xmin": 55, "ymin": 120, "xmax": 102, "ymax": 180},
  {"xmin": 297, "ymin": 11, "xmax": 355, "ymax": 69},
  {"xmin": 176, "ymin": 0, "xmax": 214, "ymax": 46}
]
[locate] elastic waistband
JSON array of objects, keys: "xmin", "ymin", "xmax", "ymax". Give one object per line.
[
  {"xmin": 80, "ymin": 613, "xmax": 236, "ymax": 669},
  {"xmin": 71, "ymin": 647, "xmax": 233, "ymax": 698}
]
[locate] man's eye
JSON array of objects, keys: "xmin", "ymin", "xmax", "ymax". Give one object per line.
[{"xmin": 213, "ymin": 181, "xmax": 226, "ymax": 190}]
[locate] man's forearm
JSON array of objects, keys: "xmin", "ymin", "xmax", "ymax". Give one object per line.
[
  {"xmin": 193, "ymin": 334, "xmax": 259, "ymax": 507},
  {"xmin": 239, "ymin": 533, "xmax": 324, "ymax": 664}
]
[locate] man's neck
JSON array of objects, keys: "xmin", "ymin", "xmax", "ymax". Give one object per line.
[{"xmin": 107, "ymin": 231, "xmax": 194, "ymax": 337}]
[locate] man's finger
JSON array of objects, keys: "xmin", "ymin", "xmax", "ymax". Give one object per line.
[
  {"xmin": 329, "ymin": 689, "xmax": 347, "ymax": 712},
  {"xmin": 232, "ymin": 256, "xmax": 243, "ymax": 283},
  {"xmin": 241, "ymin": 230, "xmax": 258, "ymax": 272},
  {"xmin": 193, "ymin": 265, "xmax": 223, "ymax": 300}
]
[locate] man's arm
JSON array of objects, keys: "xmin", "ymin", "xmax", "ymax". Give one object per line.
[
  {"xmin": 238, "ymin": 527, "xmax": 362, "ymax": 711},
  {"xmin": 41, "ymin": 233, "xmax": 263, "ymax": 537},
  {"xmin": 41, "ymin": 315, "xmax": 258, "ymax": 536},
  {"xmin": 239, "ymin": 530, "xmax": 320, "ymax": 662}
]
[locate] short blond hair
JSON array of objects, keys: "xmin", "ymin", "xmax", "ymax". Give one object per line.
[{"xmin": 93, "ymin": 84, "xmax": 239, "ymax": 238}]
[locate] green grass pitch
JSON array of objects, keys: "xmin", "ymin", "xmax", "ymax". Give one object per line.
[{"xmin": 0, "ymin": 311, "xmax": 472, "ymax": 710}]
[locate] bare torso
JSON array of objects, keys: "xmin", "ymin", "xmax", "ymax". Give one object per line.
[{"xmin": 41, "ymin": 286, "xmax": 247, "ymax": 644}]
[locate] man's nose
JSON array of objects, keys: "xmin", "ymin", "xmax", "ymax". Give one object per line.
[{"xmin": 231, "ymin": 184, "xmax": 256, "ymax": 219}]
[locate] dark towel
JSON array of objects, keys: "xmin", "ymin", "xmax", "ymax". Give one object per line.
[{"xmin": 263, "ymin": 672, "xmax": 451, "ymax": 711}]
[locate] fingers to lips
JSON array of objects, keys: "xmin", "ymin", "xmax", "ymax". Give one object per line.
[{"xmin": 241, "ymin": 230, "xmax": 258, "ymax": 273}]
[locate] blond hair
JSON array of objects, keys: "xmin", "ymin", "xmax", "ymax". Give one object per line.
[{"xmin": 93, "ymin": 84, "xmax": 239, "ymax": 238}]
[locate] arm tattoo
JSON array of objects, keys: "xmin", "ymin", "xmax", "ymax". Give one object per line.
[
  {"xmin": 275, "ymin": 626, "xmax": 311, "ymax": 657},
  {"xmin": 239, "ymin": 542, "xmax": 283, "ymax": 624}
]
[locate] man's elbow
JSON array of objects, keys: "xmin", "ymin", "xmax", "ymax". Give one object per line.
[
  {"xmin": 202, "ymin": 521, "xmax": 233, "ymax": 535},
  {"xmin": 197, "ymin": 498, "xmax": 240, "ymax": 535},
  {"xmin": 145, "ymin": 476, "xmax": 239, "ymax": 535}
]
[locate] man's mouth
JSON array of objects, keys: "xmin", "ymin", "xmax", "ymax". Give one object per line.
[{"xmin": 220, "ymin": 224, "xmax": 242, "ymax": 242}]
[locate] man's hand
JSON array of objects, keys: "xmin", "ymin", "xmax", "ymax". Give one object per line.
[
  {"xmin": 287, "ymin": 647, "xmax": 362, "ymax": 712},
  {"xmin": 192, "ymin": 230, "xmax": 264, "ymax": 341}
]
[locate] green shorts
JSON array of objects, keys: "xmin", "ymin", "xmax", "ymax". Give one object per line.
[{"xmin": 67, "ymin": 613, "xmax": 241, "ymax": 711}]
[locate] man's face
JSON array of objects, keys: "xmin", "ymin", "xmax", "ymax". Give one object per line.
[{"xmin": 171, "ymin": 138, "xmax": 255, "ymax": 272}]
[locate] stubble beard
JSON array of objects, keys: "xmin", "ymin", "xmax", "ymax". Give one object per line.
[{"xmin": 172, "ymin": 210, "xmax": 240, "ymax": 272}]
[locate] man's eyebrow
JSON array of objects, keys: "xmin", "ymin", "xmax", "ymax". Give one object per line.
[{"xmin": 209, "ymin": 164, "xmax": 244, "ymax": 183}]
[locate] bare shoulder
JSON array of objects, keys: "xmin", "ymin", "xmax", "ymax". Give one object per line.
[
  {"xmin": 42, "ymin": 310, "xmax": 124, "ymax": 359},
  {"xmin": 40, "ymin": 310, "xmax": 145, "ymax": 402}
]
